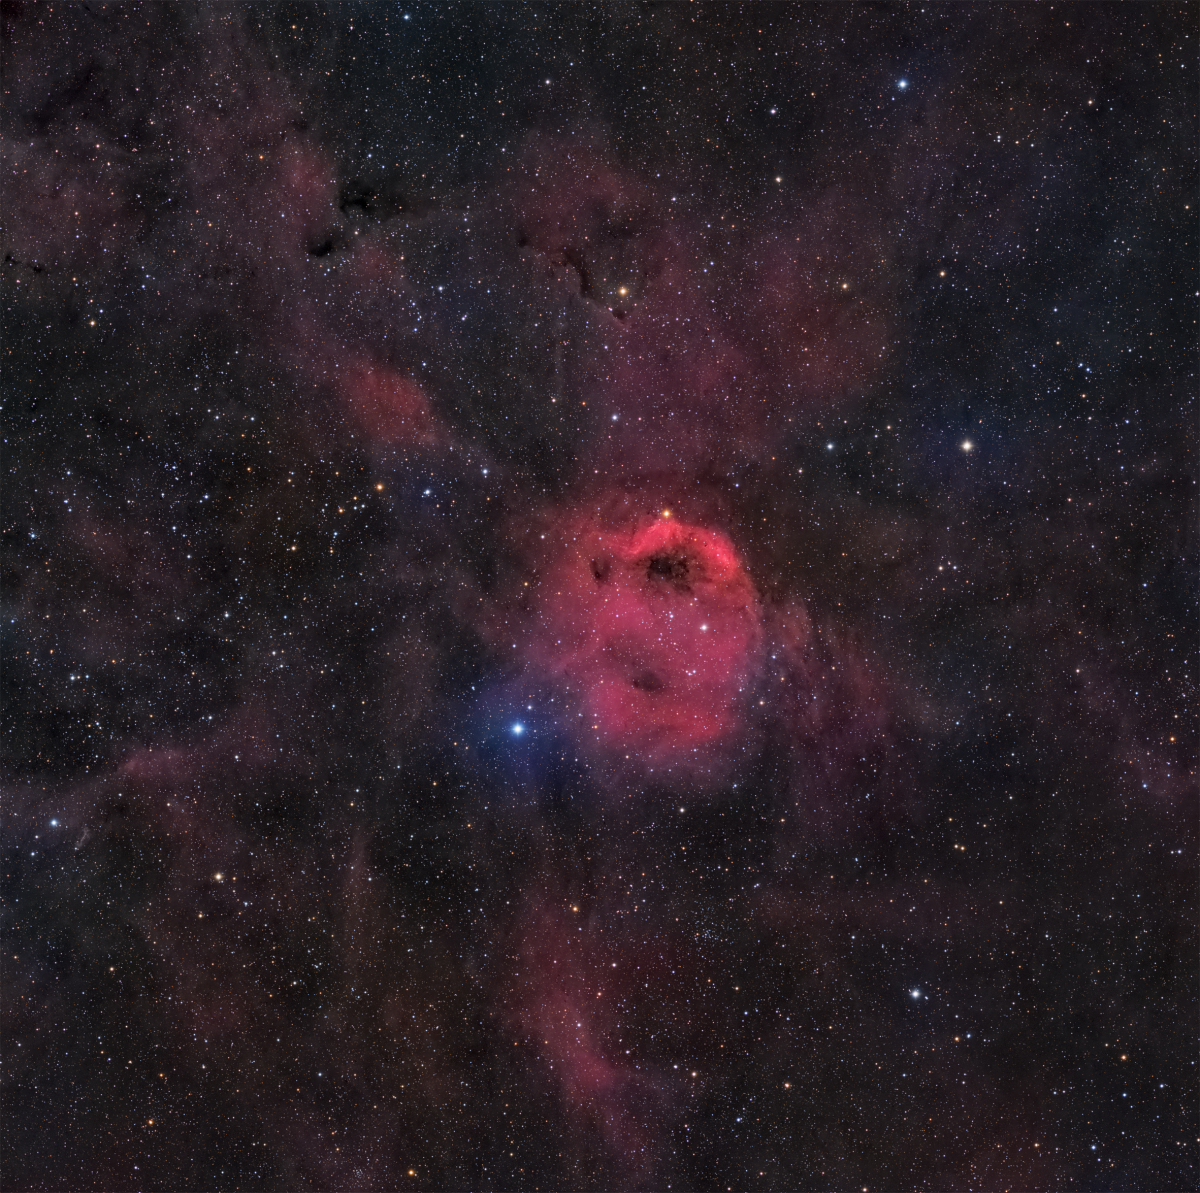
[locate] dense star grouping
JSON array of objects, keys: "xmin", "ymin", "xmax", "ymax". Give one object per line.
[{"xmin": 2, "ymin": 4, "xmax": 1195, "ymax": 1190}]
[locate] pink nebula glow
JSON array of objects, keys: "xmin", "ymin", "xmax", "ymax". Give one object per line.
[
  {"xmin": 523, "ymin": 497, "xmax": 764, "ymax": 784},
  {"xmin": 337, "ymin": 361, "xmax": 443, "ymax": 447}
]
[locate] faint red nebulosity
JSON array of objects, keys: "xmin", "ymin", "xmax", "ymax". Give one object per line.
[
  {"xmin": 117, "ymin": 707, "xmax": 280, "ymax": 787},
  {"xmin": 772, "ymin": 604, "xmax": 889, "ymax": 747},
  {"xmin": 1, "ymin": 5, "xmax": 157, "ymax": 280},
  {"xmin": 749, "ymin": 251, "xmax": 890, "ymax": 394},
  {"xmin": 179, "ymin": 106, "xmax": 337, "ymax": 272},
  {"xmin": 175, "ymin": 73, "xmax": 449, "ymax": 453},
  {"xmin": 68, "ymin": 514, "xmax": 190, "ymax": 597},
  {"xmin": 27, "ymin": 514, "xmax": 197, "ymax": 667},
  {"xmin": 504, "ymin": 899, "xmax": 667, "ymax": 1179},
  {"xmin": 512, "ymin": 134, "xmax": 893, "ymax": 479},
  {"xmin": 1073, "ymin": 665, "xmax": 1196, "ymax": 810},
  {"xmin": 518, "ymin": 493, "xmax": 765, "ymax": 788},
  {"xmin": 951, "ymin": 1123, "xmax": 1064, "ymax": 1189},
  {"xmin": 1, "ymin": 138, "xmax": 140, "ymax": 279},
  {"xmin": 514, "ymin": 136, "xmax": 764, "ymax": 469},
  {"xmin": 337, "ymin": 361, "xmax": 443, "ymax": 448},
  {"xmin": 766, "ymin": 601, "xmax": 910, "ymax": 832},
  {"xmin": 742, "ymin": 188, "xmax": 893, "ymax": 402},
  {"xmin": 515, "ymin": 134, "xmax": 645, "ymax": 262}
]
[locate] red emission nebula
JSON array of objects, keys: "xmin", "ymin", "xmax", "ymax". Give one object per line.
[
  {"xmin": 525, "ymin": 501, "xmax": 766, "ymax": 784},
  {"xmin": 465, "ymin": 137, "xmax": 898, "ymax": 800}
]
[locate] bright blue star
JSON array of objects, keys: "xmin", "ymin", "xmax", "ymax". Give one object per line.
[
  {"xmin": 511, "ymin": 723, "xmax": 525, "ymax": 736},
  {"xmin": 898, "ymin": 79, "xmax": 908, "ymax": 90}
]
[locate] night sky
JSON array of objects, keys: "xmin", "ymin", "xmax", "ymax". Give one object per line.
[{"xmin": 2, "ymin": 4, "xmax": 1196, "ymax": 1190}]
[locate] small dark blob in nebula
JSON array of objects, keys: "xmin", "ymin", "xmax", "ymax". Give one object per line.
[
  {"xmin": 630, "ymin": 670, "xmax": 665, "ymax": 693},
  {"xmin": 646, "ymin": 552, "xmax": 690, "ymax": 588}
]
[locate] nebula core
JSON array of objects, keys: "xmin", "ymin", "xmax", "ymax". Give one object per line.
[{"xmin": 523, "ymin": 500, "xmax": 765, "ymax": 784}]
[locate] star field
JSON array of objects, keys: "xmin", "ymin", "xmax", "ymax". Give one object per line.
[{"xmin": 2, "ymin": 4, "xmax": 1195, "ymax": 1191}]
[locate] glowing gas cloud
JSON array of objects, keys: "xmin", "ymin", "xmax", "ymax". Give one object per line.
[{"xmin": 504, "ymin": 492, "xmax": 765, "ymax": 789}]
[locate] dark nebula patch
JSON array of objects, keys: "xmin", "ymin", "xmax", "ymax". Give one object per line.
[
  {"xmin": 630, "ymin": 670, "xmax": 665, "ymax": 694},
  {"xmin": 646, "ymin": 552, "xmax": 690, "ymax": 587}
]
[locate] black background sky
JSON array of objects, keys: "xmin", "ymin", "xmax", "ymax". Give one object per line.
[{"xmin": 2, "ymin": 3, "xmax": 1196, "ymax": 1191}]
